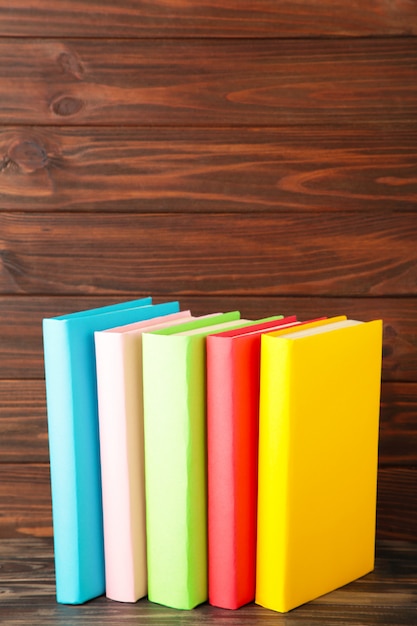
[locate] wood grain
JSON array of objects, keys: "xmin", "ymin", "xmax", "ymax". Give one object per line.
[
  {"xmin": 0, "ymin": 381, "xmax": 47, "ymax": 463},
  {"xmin": 1, "ymin": 127, "xmax": 416, "ymax": 213},
  {"xmin": 0, "ymin": 296, "xmax": 416, "ymax": 380},
  {"xmin": 379, "ymin": 383, "xmax": 417, "ymax": 465},
  {"xmin": 0, "ymin": 39, "xmax": 416, "ymax": 125},
  {"xmin": 1, "ymin": 379, "xmax": 415, "ymax": 465},
  {"xmin": 0, "ymin": 464, "xmax": 52, "ymax": 538},
  {"xmin": 0, "ymin": 543, "xmax": 415, "ymax": 625},
  {"xmin": 376, "ymin": 468, "xmax": 417, "ymax": 542},
  {"xmin": 0, "ymin": 213, "xmax": 415, "ymax": 297},
  {"xmin": 1, "ymin": 1, "xmax": 416, "ymax": 38},
  {"xmin": 0, "ymin": 465, "xmax": 415, "ymax": 540},
  {"xmin": 0, "ymin": 541, "xmax": 416, "ymax": 624}
]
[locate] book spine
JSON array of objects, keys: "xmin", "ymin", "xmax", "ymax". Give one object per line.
[
  {"xmin": 256, "ymin": 335, "xmax": 293, "ymax": 612},
  {"xmin": 233, "ymin": 335, "xmax": 261, "ymax": 607},
  {"xmin": 95, "ymin": 332, "xmax": 147, "ymax": 602},
  {"xmin": 143, "ymin": 334, "xmax": 207, "ymax": 610},
  {"xmin": 207, "ymin": 336, "xmax": 237, "ymax": 608},
  {"xmin": 43, "ymin": 319, "xmax": 105, "ymax": 604}
]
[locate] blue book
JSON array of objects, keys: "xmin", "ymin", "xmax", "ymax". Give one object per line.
[{"xmin": 43, "ymin": 298, "xmax": 180, "ymax": 604}]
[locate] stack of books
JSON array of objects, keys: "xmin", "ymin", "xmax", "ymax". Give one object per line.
[{"xmin": 43, "ymin": 297, "xmax": 383, "ymax": 613}]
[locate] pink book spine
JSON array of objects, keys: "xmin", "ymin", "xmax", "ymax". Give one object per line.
[{"xmin": 96, "ymin": 332, "xmax": 142, "ymax": 602}]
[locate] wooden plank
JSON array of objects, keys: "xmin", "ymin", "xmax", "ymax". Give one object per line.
[
  {"xmin": 0, "ymin": 465, "xmax": 415, "ymax": 541},
  {"xmin": 0, "ymin": 38, "xmax": 416, "ymax": 126},
  {"xmin": 1, "ymin": 1, "xmax": 416, "ymax": 38},
  {"xmin": 376, "ymin": 468, "xmax": 417, "ymax": 542},
  {"xmin": 0, "ymin": 588, "xmax": 416, "ymax": 626},
  {"xmin": 0, "ymin": 538, "xmax": 55, "ymax": 583},
  {"xmin": 1, "ymin": 126, "xmax": 416, "ymax": 213},
  {"xmin": 0, "ymin": 296, "xmax": 416, "ymax": 380},
  {"xmin": 0, "ymin": 537, "xmax": 54, "ymax": 561},
  {"xmin": 1, "ymin": 379, "xmax": 415, "ymax": 465},
  {"xmin": 0, "ymin": 543, "xmax": 416, "ymax": 626},
  {"xmin": 0, "ymin": 213, "xmax": 416, "ymax": 297},
  {"xmin": 1, "ymin": 540, "xmax": 417, "ymax": 626},
  {"xmin": 0, "ymin": 464, "xmax": 52, "ymax": 538},
  {"xmin": 379, "ymin": 383, "xmax": 417, "ymax": 465},
  {"xmin": 0, "ymin": 381, "xmax": 48, "ymax": 463}
]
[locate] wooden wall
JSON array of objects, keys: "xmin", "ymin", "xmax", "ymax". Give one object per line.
[{"xmin": 0, "ymin": 2, "xmax": 416, "ymax": 541}]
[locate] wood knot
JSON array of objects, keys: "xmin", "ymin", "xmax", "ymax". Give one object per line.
[
  {"xmin": 51, "ymin": 95, "xmax": 84, "ymax": 117},
  {"xmin": 383, "ymin": 324, "xmax": 397, "ymax": 339},
  {"xmin": 57, "ymin": 51, "xmax": 84, "ymax": 80},
  {"xmin": 382, "ymin": 343, "xmax": 394, "ymax": 359},
  {"xmin": 7, "ymin": 140, "xmax": 49, "ymax": 173}
]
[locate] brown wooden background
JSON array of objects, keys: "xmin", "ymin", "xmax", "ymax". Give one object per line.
[{"xmin": 0, "ymin": 1, "xmax": 416, "ymax": 543}]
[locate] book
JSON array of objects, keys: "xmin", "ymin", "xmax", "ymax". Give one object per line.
[
  {"xmin": 42, "ymin": 297, "xmax": 180, "ymax": 604},
  {"xmin": 207, "ymin": 315, "xmax": 300, "ymax": 609},
  {"xmin": 94, "ymin": 310, "xmax": 192, "ymax": 603},
  {"xmin": 142, "ymin": 312, "xmax": 254, "ymax": 610},
  {"xmin": 256, "ymin": 318, "xmax": 383, "ymax": 613}
]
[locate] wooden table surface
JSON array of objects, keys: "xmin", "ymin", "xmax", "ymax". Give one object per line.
[{"xmin": 0, "ymin": 538, "xmax": 415, "ymax": 625}]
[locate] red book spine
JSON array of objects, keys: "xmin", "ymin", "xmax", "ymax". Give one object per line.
[
  {"xmin": 207, "ymin": 333, "xmax": 268, "ymax": 608},
  {"xmin": 207, "ymin": 335, "xmax": 237, "ymax": 608}
]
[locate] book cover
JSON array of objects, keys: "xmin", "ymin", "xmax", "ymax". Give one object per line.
[
  {"xmin": 142, "ymin": 312, "xmax": 254, "ymax": 610},
  {"xmin": 256, "ymin": 318, "xmax": 383, "ymax": 613},
  {"xmin": 94, "ymin": 310, "xmax": 192, "ymax": 603},
  {"xmin": 42, "ymin": 298, "xmax": 180, "ymax": 604},
  {"xmin": 207, "ymin": 315, "xmax": 299, "ymax": 609}
]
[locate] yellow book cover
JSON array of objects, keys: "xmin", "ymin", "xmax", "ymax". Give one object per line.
[{"xmin": 256, "ymin": 318, "xmax": 383, "ymax": 613}]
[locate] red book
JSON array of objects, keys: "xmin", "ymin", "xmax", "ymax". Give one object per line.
[{"xmin": 206, "ymin": 316, "xmax": 299, "ymax": 609}]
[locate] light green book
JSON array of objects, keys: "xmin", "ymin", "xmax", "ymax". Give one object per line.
[{"xmin": 142, "ymin": 311, "xmax": 255, "ymax": 610}]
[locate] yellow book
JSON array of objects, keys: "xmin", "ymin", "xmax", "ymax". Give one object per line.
[{"xmin": 256, "ymin": 318, "xmax": 383, "ymax": 613}]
